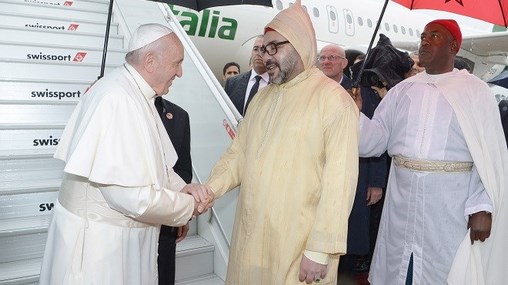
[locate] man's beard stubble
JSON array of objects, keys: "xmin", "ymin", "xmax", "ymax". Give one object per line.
[{"xmin": 268, "ymin": 49, "xmax": 299, "ymax": 85}]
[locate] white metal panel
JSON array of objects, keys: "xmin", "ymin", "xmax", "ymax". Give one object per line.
[
  {"xmin": 176, "ymin": 275, "xmax": 224, "ymax": 285},
  {"xmin": 0, "ymin": 59, "xmax": 120, "ymax": 81},
  {"xmin": 0, "ymin": 25, "xmax": 124, "ymax": 49},
  {"xmin": 0, "ymin": 158, "xmax": 64, "ymax": 195},
  {"xmin": 4, "ymin": 0, "xmax": 110, "ymax": 11},
  {"xmin": 0, "ymin": 258, "xmax": 41, "ymax": 284},
  {"xmin": 0, "ymin": 192, "xmax": 57, "ymax": 220},
  {"xmin": 0, "ymin": 42, "xmax": 126, "ymax": 64},
  {"xmin": 0, "ymin": 1, "xmax": 109, "ymax": 22},
  {"xmin": 0, "ymin": 104, "xmax": 76, "ymax": 125},
  {"xmin": 0, "ymin": 11, "xmax": 119, "ymax": 34},
  {"xmin": 0, "ymin": 128, "xmax": 63, "ymax": 152},
  {"xmin": 0, "ymin": 158, "xmax": 64, "ymax": 181},
  {"xmin": 0, "ymin": 80, "xmax": 90, "ymax": 102},
  {"xmin": 0, "ymin": 232, "xmax": 48, "ymax": 262},
  {"xmin": 175, "ymin": 235, "xmax": 215, "ymax": 282}
]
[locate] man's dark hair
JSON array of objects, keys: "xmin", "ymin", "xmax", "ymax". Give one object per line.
[
  {"xmin": 344, "ymin": 50, "xmax": 365, "ymax": 78},
  {"xmin": 223, "ymin": 62, "xmax": 240, "ymax": 75}
]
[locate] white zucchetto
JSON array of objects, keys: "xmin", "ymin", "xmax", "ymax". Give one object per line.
[{"xmin": 128, "ymin": 23, "xmax": 173, "ymax": 52}]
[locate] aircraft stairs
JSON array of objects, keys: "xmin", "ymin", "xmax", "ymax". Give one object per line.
[{"xmin": 0, "ymin": 0, "xmax": 240, "ymax": 283}]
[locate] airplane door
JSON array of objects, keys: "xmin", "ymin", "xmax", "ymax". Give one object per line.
[
  {"xmin": 326, "ymin": 5, "xmax": 338, "ymax": 34},
  {"xmin": 343, "ymin": 9, "xmax": 355, "ymax": 36}
]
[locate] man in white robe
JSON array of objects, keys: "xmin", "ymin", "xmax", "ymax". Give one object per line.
[
  {"xmin": 39, "ymin": 23, "xmax": 212, "ymax": 285},
  {"xmin": 356, "ymin": 19, "xmax": 508, "ymax": 285}
]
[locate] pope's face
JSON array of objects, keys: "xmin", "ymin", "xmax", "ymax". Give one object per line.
[{"xmin": 152, "ymin": 34, "xmax": 184, "ymax": 95}]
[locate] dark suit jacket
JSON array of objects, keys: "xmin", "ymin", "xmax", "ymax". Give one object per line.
[
  {"xmin": 339, "ymin": 82, "xmax": 387, "ymax": 255},
  {"xmin": 156, "ymin": 98, "xmax": 192, "ymax": 236},
  {"xmin": 224, "ymin": 70, "xmax": 252, "ymax": 116},
  {"xmin": 156, "ymin": 97, "xmax": 192, "ymax": 285},
  {"xmin": 157, "ymin": 98, "xmax": 192, "ymax": 184},
  {"xmin": 340, "ymin": 74, "xmax": 354, "ymax": 90}
]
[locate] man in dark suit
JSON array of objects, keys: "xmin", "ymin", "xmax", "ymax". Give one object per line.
[
  {"xmin": 318, "ymin": 44, "xmax": 351, "ymax": 88},
  {"xmin": 154, "ymin": 96, "xmax": 192, "ymax": 285},
  {"xmin": 224, "ymin": 35, "xmax": 268, "ymax": 116},
  {"xmin": 222, "ymin": 61, "xmax": 240, "ymax": 84},
  {"xmin": 319, "ymin": 44, "xmax": 387, "ymax": 280}
]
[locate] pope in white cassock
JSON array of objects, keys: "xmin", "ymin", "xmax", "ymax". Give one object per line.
[
  {"xmin": 358, "ymin": 19, "xmax": 508, "ymax": 285},
  {"xmin": 39, "ymin": 24, "xmax": 211, "ymax": 285}
]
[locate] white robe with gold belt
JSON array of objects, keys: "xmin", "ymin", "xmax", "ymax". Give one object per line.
[{"xmin": 361, "ymin": 69, "xmax": 507, "ymax": 285}]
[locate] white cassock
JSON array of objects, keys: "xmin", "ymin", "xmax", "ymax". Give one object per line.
[
  {"xmin": 39, "ymin": 63, "xmax": 194, "ymax": 285},
  {"xmin": 361, "ymin": 69, "xmax": 507, "ymax": 285}
]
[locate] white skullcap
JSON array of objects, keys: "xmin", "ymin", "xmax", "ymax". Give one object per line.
[{"xmin": 128, "ymin": 23, "xmax": 174, "ymax": 52}]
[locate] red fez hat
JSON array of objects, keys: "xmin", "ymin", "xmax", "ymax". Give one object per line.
[
  {"xmin": 426, "ymin": 19, "xmax": 462, "ymax": 50},
  {"xmin": 264, "ymin": 27, "xmax": 275, "ymax": 34}
]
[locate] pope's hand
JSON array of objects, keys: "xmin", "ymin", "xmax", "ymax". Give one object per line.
[{"xmin": 181, "ymin": 183, "xmax": 214, "ymax": 216}]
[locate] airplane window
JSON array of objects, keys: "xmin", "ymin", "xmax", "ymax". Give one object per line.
[
  {"xmin": 302, "ymin": 5, "xmax": 308, "ymax": 12},
  {"xmin": 329, "ymin": 10, "xmax": 337, "ymax": 21},
  {"xmin": 416, "ymin": 29, "xmax": 421, "ymax": 37},
  {"xmin": 401, "ymin": 26, "xmax": 406, "ymax": 35},
  {"xmin": 393, "ymin": 24, "xmax": 398, "ymax": 33},
  {"xmin": 275, "ymin": 0, "xmax": 283, "ymax": 10},
  {"xmin": 384, "ymin": 22, "xmax": 390, "ymax": 31},
  {"xmin": 358, "ymin": 17, "xmax": 363, "ymax": 26},
  {"xmin": 367, "ymin": 19, "xmax": 372, "ymax": 28},
  {"xmin": 409, "ymin": 28, "xmax": 414, "ymax": 36},
  {"xmin": 313, "ymin": 7, "xmax": 319, "ymax": 17},
  {"xmin": 346, "ymin": 14, "xmax": 353, "ymax": 24}
]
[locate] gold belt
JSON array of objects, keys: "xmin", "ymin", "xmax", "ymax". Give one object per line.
[{"xmin": 393, "ymin": 155, "xmax": 473, "ymax": 173}]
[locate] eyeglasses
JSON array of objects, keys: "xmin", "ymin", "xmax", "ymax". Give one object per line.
[
  {"xmin": 317, "ymin": 55, "xmax": 345, "ymax": 62},
  {"xmin": 259, "ymin": 41, "xmax": 290, "ymax": 56}
]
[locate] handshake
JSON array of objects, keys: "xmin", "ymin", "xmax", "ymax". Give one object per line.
[{"xmin": 182, "ymin": 183, "xmax": 215, "ymax": 216}]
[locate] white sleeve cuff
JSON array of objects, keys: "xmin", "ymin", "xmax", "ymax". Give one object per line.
[{"xmin": 303, "ymin": 250, "xmax": 329, "ymax": 265}]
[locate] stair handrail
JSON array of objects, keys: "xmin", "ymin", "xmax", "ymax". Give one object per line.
[
  {"xmin": 191, "ymin": 166, "xmax": 231, "ymax": 248},
  {"xmin": 159, "ymin": 4, "xmax": 243, "ymax": 129},
  {"xmin": 158, "ymin": 3, "xmax": 236, "ymax": 249}
]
